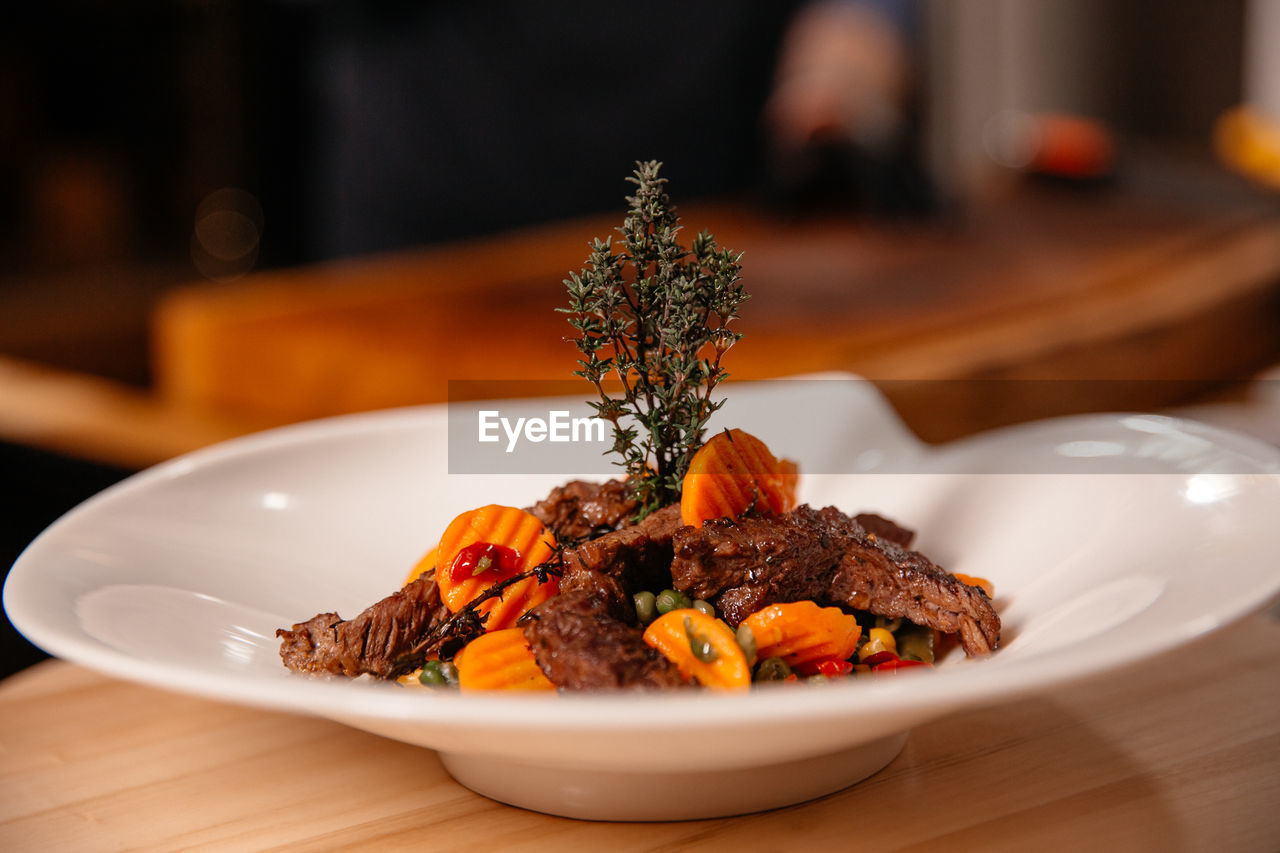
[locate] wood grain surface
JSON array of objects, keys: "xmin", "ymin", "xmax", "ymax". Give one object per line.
[{"xmin": 2, "ymin": 610, "xmax": 1277, "ymax": 852}]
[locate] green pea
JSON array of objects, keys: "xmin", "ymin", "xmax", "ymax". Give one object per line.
[
  {"xmin": 684, "ymin": 616, "xmax": 719, "ymax": 663},
  {"xmin": 439, "ymin": 660, "xmax": 460, "ymax": 687},
  {"xmin": 418, "ymin": 660, "xmax": 446, "ymax": 686},
  {"xmin": 655, "ymin": 589, "xmax": 683, "ymax": 615},
  {"xmin": 634, "ymin": 591, "xmax": 658, "ymax": 625},
  {"xmin": 692, "ymin": 599, "xmax": 716, "ymax": 618},
  {"xmin": 754, "ymin": 656, "xmax": 792, "ymax": 682},
  {"xmin": 735, "ymin": 624, "xmax": 758, "ymax": 667}
]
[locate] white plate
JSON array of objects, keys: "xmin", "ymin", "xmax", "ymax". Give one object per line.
[{"xmin": 6, "ymin": 378, "xmax": 1280, "ymax": 821}]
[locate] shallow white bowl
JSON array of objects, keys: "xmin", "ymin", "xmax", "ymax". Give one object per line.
[{"xmin": 6, "ymin": 378, "xmax": 1280, "ymax": 820}]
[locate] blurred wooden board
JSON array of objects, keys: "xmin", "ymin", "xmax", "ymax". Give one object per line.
[
  {"xmin": 2, "ymin": 610, "xmax": 1277, "ymax": 850},
  {"xmin": 0, "ymin": 355, "xmax": 268, "ymax": 470},
  {"xmin": 153, "ymin": 179, "xmax": 1280, "ymax": 441}
]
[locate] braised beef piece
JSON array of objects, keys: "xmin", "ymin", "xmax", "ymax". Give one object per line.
[
  {"xmin": 529, "ymin": 479, "xmax": 638, "ymax": 543},
  {"xmin": 562, "ymin": 503, "xmax": 683, "ymax": 603},
  {"xmin": 827, "ymin": 542, "xmax": 999, "ymax": 657},
  {"xmin": 558, "ymin": 564, "xmax": 634, "ymax": 624},
  {"xmin": 523, "ymin": 591, "xmax": 685, "ymax": 689},
  {"xmin": 277, "ymin": 573, "xmax": 450, "ymax": 677},
  {"xmin": 674, "ymin": 504, "xmax": 842, "ymax": 614},
  {"xmin": 854, "ymin": 512, "xmax": 914, "ymax": 548},
  {"xmin": 671, "ymin": 505, "xmax": 1000, "ymax": 656}
]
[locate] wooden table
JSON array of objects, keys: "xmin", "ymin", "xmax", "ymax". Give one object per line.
[{"xmin": 2, "ymin": 609, "xmax": 1276, "ymax": 851}]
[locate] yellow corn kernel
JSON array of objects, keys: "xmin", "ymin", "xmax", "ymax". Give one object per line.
[
  {"xmin": 869, "ymin": 627, "xmax": 897, "ymax": 650},
  {"xmin": 397, "ymin": 669, "xmax": 425, "ymax": 687},
  {"xmin": 858, "ymin": 627, "xmax": 898, "ymax": 661}
]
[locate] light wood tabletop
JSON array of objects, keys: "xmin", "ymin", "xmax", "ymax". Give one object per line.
[{"xmin": 2, "ymin": 608, "xmax": 1276, "ymax": 851}]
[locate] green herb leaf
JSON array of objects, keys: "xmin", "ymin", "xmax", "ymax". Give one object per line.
[{"xmin": 560, "ymin": 161, "xmax": 748, "ymax": 517}]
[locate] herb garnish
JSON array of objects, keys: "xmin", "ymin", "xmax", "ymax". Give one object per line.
[
  {"xmin": 389, "ymin": 556, "xmax": 565, "ymax": 676},
  {"xmin": 561, "ymin": 161, "xmax": 748, "ymax": 518}
]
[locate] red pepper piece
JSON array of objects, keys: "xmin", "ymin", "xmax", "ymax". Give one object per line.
[
  {"xmin": 872, "ymin": 659, "xmax": 934, "ymax": 675},
  {"xmin": 859, "ymin": 650, "xmax": 899, "ymax": 668},
  {"xmin": 447, "ymin": 542, "xmax": 521, "ymax": 583},
  {"xmin": 793, "ymin": 655, "xmax": 854, "ymax": 677}
]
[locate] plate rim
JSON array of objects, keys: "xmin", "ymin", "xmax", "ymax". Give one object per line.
[{"xmin": 6, "ymin": 382, "xmax": 1280, "ymax": 735}]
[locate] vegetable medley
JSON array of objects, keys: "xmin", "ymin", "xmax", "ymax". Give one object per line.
[{"xmin": 396, "ymin": 428, "xmax": 989, "ymax": 692}]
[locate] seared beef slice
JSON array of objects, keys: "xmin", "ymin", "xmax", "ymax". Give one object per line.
[
  {"xmin": 854, "ymin": 512, "xmax": 914, "ymax": 548},
  {"xmin": 523, "ymin": 591, "xmax": 685, "ymax": 689},
  {"xmin": 671, "ymin": 505, "xmax": 1000, "ymax": 655},
  {"xmin": 528, "ymin": 478, "xmax": 638, "ymax": 543},
  {"xmin": 277, "ymin": 574, "xmax": 449, "ymax": 677},
  {"xmin": 561, "ymin": 503, "xmax": 683, "ymax": 599}
]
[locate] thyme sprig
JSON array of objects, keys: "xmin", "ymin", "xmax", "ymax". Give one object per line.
[{"xmin": 561, "ymin": 161, "xmax": 748, "ymax": 518}]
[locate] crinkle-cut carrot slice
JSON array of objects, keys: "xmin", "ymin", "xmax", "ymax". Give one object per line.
[
  {"xmin": 455, "ymin": 629, "xmax": 555, "ymax": 691},
  {"xmin": 642, "ymin": 608, "xmax": 750, "ymax": 690},
  {"xmin": 741, "ymin": 601, "xmax": 862, "ymax": 668},
  {"xmin": 681, "ymin": 429, "xmax": 798, "ymax": 528},
  {"xmin": 434, "ymin": 505, "xmax": 558, "ymax": 631},
  {"xmin": 953, "ymin": 573, "xmax": 995, "ymax": 598}
]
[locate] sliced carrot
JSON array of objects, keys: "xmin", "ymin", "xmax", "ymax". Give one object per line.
[
  {"xmin": 434, "ymin": 505, "xmax": 558, "ymax": 632},
  {"xmin": 405, "ymin": 546, "xmax": 438, "ymax": 585},
  {"xmin": 681, "ymin": 429, "xmax": 798, "ymax": 528},
  {"xmin": 454, "ymin": 628, "xmax": 555, "ymax": 691},
  {"xmin": 953, "ymin": 573, "xmax": 995, "ymax": 598},
  {"xmin": 779, "ymin": 457, "xmax": 800, "ymax": 507},
  {"xmin": 741, "ymin": 601, "xmax": 861, "ymax": 669},
  {"xmin": 642, "ymin": 608, "xmax": 750, "ymax": 690}
]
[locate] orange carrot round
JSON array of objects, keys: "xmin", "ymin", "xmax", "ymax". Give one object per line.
[
  {"xmin": 434, "ymin": 505, "xmax": 558, "ymax": 631},
  {"xmin": 454, "ymin": 629, "xmax": 555, "ymax": 691},
  {"xmin": 681, "ymin": 429, "xmax": 798, "ymax": 528},
  {"xmin": 953, "ymin": 573, "xmax": 995, "ymax": 598},
  {"xmin": 642, "ymin": 608, "xmax": 750, "ymax": 690},
  {"xmin": 741, "ymin": 601, "xmax": 861, "ymax": 669}
]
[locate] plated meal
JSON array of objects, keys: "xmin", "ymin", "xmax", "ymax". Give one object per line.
[
  {"xmin": 276, "ymin": 163, "xmax": 1001, "ymax": 693},
  {"xmin": 9, "ymin": 163, "xmax": 1279, "ymax": 820}
]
